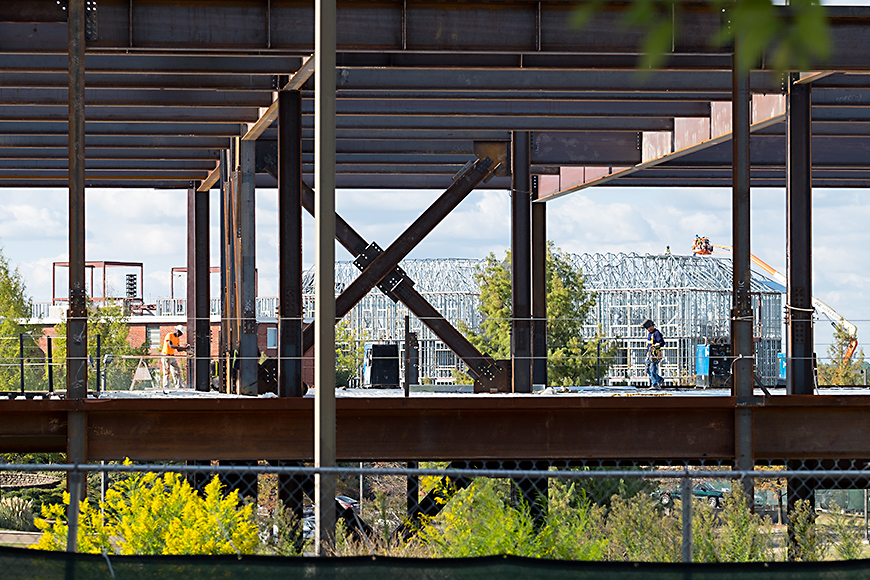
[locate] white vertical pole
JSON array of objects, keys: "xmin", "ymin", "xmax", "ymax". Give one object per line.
[{"xmin": 314, "ymin": 0, "xmax": 337, "ymax": 556}]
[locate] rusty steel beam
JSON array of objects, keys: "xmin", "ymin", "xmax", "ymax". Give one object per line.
[{"xmin": 5, "ymin": 396, "xmax": 870, "ymax": 462}]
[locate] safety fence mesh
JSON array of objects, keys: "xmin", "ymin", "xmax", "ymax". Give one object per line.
[{"xmin": 3, "ymin": 460, "xmax": 870, "ymax": 576}]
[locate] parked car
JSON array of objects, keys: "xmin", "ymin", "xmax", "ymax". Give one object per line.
[{"xmin": 657, "ymin": 481, "xmax": 725, "ymax": 508}]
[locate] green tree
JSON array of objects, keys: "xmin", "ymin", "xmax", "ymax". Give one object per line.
[
  {"xmin": 53, "ymin": 299, "xmax": 147, "ymax": 391},
  {"xmin": 336, "ymin": 319, "xmax": 364, "ymax": 387},
  {"xmin": 462, "ymin": 244, "xmax": 617, "ymax": 386},
  {"xmin": 818, "ymin": 321, "xmax": 864, "ymax": 386},
  {"xmin": 0, "ymin": 247, "xmax": 45, "ymax": 391}
]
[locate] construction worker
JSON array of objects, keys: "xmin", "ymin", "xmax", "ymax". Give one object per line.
[
  {"xmin": 642, "ymin": 319, "xmax": 665, "ymax": 389},
  {"xmin": 161, "ymin": 325, "xmax": 189, "ymax": 389}
]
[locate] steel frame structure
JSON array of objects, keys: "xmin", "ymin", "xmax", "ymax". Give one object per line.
[
  {"xmin": 574, "ymin": 253, "xmax": 783, "ymax": 386},
  {"xmin": 0, "ymin": 1, "xmax": 869, "ymax": 484}
]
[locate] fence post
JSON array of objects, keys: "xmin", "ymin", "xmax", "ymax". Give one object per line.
[
  {"xmin": 681, "ymin": 476, "xmax": 693, "ymax": 563},
  {"xmin": 47, "ymin": 336, "xmax": 53, "ymax": 393},
  {"xmin": 864, "ymin": 489, "xmax": 868, "ymax": 541},
  {"xmin": 95, "ymin": 335, "xmax": 101, "ymax": 395},
  {"xmin": 19, "ymin": 333, "xmax": 25, "ymax": 394}
]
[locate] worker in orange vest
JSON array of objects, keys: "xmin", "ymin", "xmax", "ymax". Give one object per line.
[{"xmin": 161, "ymin": 325, "xmax": 189, "ymax": 389}]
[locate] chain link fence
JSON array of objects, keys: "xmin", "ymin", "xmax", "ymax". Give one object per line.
[{"xmin": 3, "ymin": 460, "xmax": 870, "ymax": 567}]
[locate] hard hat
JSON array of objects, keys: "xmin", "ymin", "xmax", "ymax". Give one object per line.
[{"xmin": 175, "ymin": 325, "xmax": 184, "ymax": 334}]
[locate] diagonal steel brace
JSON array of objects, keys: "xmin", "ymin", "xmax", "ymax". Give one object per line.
[{"xmin": 258, "ymin": 152, "xmax": 502, "ymax": 384}]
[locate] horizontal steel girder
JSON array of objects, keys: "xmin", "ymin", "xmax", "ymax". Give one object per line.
[
  {"xmin": 1, "ymin": 2, "xmax": 869, "ymax": 71},
  {"xmin": 3, "ymin": 396, "xmax": 870, "ymax": 462}
]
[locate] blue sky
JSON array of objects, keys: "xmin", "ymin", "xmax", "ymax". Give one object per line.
[{"xmin": 0, "ymin": 184, "xmax": 866, "ymax": 361}]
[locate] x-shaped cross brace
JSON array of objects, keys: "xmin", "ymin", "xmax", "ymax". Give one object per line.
[{"xmin": 259, "ymin": 151, "xmax": 503, "ymax": 386}]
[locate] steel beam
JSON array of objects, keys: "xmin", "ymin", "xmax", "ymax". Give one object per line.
[
  {"xmin": 335, "ymin": 69, "xmax": 783, "ymax": 94},
  {"xmin": 0, "ymin": 121, "xmax": 244, "ymax": 137},
  {"xmin": 511, "ymin": 131, "xmax": 532, "ymax": 394},
  {"xmin": 238, "ymin": 139, "xmax": 258, "ymax": 396},
  {"xmin": 5, "ymin": 396, "xmax": 870, "ymax": 462},
  {"xmin": 0, "ymin": 53, "xmax": 303, "ymax": 75},
  {"xmin": 0, "ymin": 105, "xmax": 260, "ymax": 123},
  {"xmin": 278, "ymin": 90, "xmax": 304, "ymax": 397},
  {"xmin": 0, "ymin": 72, "xmax": 276, "ymax": 91},
  {"xmin": 186, "ymin": 187, "xmax": 210, "ymax": 392},
  {"xmin": 731, "ymin": 32, "xmax": 755, "ymax": 505},
  {"xmin": 66, "ymin": 0, "xmax": 87, "ymax": 400},
  {"xmin": 531, "ymin": 178, "xmax": 548, "ymax": 388},
  {"xmin": 0, "ymin": 88, "xmax": 273, "ymax": 108},
  {"xmin": 315, "ymin": 0, "xmax": 339, "ymax": 553},
  {"xmin": 731, "ymin": 50, "xmax": 755, "ymax": 405},
  {"xmin": 787, "ymin": 78, "xmax": 815, "ymax": 395},
  {"xmin": 219, "ymin": 150, "xmax": 230, "ymax": 393}
]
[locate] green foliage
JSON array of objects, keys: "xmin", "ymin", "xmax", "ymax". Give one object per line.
[
  {"xmin": 605, "ymin": 492, "xmax": 680, "ymax": 561},
  {"xmin": 53, "ymin": 300, "xmax": 147, "ymax": 391},
  {"xmin": 789, "ymin": 498, "xmax": 829, "ymax": 561},
  {"xmin": 418, "ymin": 478, "xmax": 608, "ymax": 560},
  {"xmin": 818, "ymin": 321, "xmax": 864, "ymax": 386},
  {"xmin": 32, "ymin": 466, "xmax": 258, "ymax": 555},
  {"xmin": 714, "ymin": 486, "xmax": 773, "ymax": 562},
  {"xmin": 463, "ymin": 244, "xmax": 617, "ymax": 386},
  {"xmin": 0, "ymin": 247, "xmax": 43, "ymax": 391},
  {"xmin": 536, "ymin": 481, "xmax": 608, "ymax": 561},
  {"xmin": 568, "ymin": 468, "xmax": 658, "ymax": 509},
  {"xmin": 0, "ymin": 496, "xmax": 37, "ymax": 532},
  {"xmin": 451, "ymin": 367, "xmax": 473, "ymax": 385},
  {"xmin": 572, "ymin": 0, "xmax": 830, "ymax": 72},
  {"xmin": 336, "ymin": 320, "xmax": 364, "ymax": 387},
  {"xmin": 257, "ymin": 503, "xmax": 309, "ymax": 556},
  {"xmin": 827, "ymin": 503, "xmax": 864, "ymax": 560}
]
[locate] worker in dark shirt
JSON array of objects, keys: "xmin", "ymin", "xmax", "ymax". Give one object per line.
[{"xmin": 642, "ymin": 319, "xmax": 665, "ymax": 389}]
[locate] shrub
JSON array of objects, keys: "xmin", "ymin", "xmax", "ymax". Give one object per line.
[
  {"xmin": 0, "ymin": 496, "xmax": 37, "ymax": 532},
  {"xmin": 31, "ymin": 467, "xmax": 258, "ymax": 555},
  {"xmin": 606, "ymin": 492, "xmax": 680, "ymax": 561},
  {"xmin": 789, "ymin": 498, "xmax": 830, "ymax": 561},
  {"xmin": 826, "ymin": 503, "xmax": 863, "ymax": 560}
]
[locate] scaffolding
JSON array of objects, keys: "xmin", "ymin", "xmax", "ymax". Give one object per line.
[
  {"xmin": 301, "ymin": 253, "xmax": 784, "ymax": 387},
  {"xmin": 571, "ymin": 253, "xmax": 784, "ymax": 387}
]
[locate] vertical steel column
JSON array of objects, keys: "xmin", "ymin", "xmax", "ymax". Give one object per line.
[
  {"xmin": 315, "ymin": 0, "xmax": 338, "ymax": 554},
  {"xmin": 219, "ymin": 151, "xmax": 229, "ymax": 392},
  {"xmin": 67, "ymin": 0, "xmax": 87, "ymax": 399},
  {"xmin": 786, "ymin": 77, "xmax": 814, "ymax": 395},
  {"xmin": 229, "ymin": 140, "xmax": 241, "ymax": 391},
  {"xmin": 531, "ymin": 177, "xmax": 548, "ymax": 388},
  {"xmin": 731, "ymin": 30, "xmax": 755, "ymax": 495},
  {"xmin": 278, "ymin": 90, "xmax": 304, "ymax": 398},
  {"xmin": 785, "ymin": 78, "xmax": 816, "ymax": 553},
  {"xmin": 187, "ymin": 186, "xmax": 210, "ymax": 391},
  {"xmin": 511, "ymin": 131, "xmax": 532, "ymax": 394},
  {"xmin": 238, "ymin": 139, "xmax": 258, "ymax": 395},
  {"xmin": 66, "ymin": 410, "xmax": 86, "ymax": 553}
]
